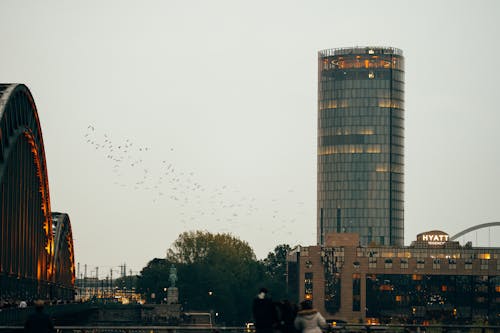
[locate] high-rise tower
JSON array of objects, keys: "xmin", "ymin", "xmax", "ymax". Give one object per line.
[{"xmin": 317, "ymin": 46, "xmax": 404, "ymax": 246}]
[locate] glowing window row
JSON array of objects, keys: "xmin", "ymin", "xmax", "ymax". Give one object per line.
[
  {"xmin": 319, "ymin": 99, "xmax": 404, "ymax": 109},
  {"xmin": 318, "ymin": 145, "xmax": 382, "ymax": 155},
  {"xmin": 321, "ymin": 69, "xmax": 405, "ymax": 82},
  {"xmin": 319, "ymin": 127, "xmax": 374, "ymax": 136},
  {"xmin": 357, "ymin": 249, "xmax": 500, "ymax": 260},
  {"xmin": 321, "ymin": 55, "xmax": 404, "ymax": 71}
]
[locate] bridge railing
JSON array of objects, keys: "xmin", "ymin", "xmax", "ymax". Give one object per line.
[{"xmin": 1, "ymin": 325, "xmax": 500, "ymax": 333}]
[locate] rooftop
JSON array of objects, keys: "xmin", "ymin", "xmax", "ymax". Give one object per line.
[{"xmin": 319, "ymin": 46, "xmax": 403, "ymax": 57}]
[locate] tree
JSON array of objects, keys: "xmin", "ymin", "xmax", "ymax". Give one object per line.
[
  {"xmin": 260, "ymin": 244, "xmax": 292, "ymax": 301},
  {"xmin": 167, "ymin": 230, "xmax": 256, "ymax": 265},
  {"xmin": 137, "ymin": 258, "xmax": 171, "ymax": 303},
  {"xmin": 141, "ymin": 231, "xmax": 263, "ymax": 325},
  {"xmin": 262, "ymin": 244, "xmax": 292, "ymax": 280}
]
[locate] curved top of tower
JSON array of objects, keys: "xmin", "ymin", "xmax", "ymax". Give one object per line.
[{"xmin": 318, "ymin": 46, "xmax": 403, "ymax": 57}]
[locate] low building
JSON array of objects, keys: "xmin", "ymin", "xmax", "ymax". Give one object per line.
[{"xmin": 288, "ymin": 231, "xmax": 500, "ymax": 324}]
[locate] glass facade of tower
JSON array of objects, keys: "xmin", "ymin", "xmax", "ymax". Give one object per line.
[{"xmin": 317, "ymin": 46, "xmax": 404, "ymax": 246}]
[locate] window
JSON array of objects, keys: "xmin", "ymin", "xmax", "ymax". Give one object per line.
[
  {"xmin": 352, "ymin": 273, "xmax": 361, "ymax": 311},
  {"xmin": 400, "ymin": 258, "xmax": 408, "ymax": 269},
  {"xmin": 448, "ymin": 259, "xmax": 456, "ymax": 270},
  {"xmin": 433, "ymin": 259, "xmax": 441, "ymax": 270},
  {"xmin": 417, "ymin": 259, "xmax": 425, "ymax": 269},
  {"xmin": 385, "ymin": 258, "xmax": 393, "ymax": 269},
  {"xmin": 480, "ymin": 259, "xmax": 489, "ymax": 270},
  {"xmin": 369, "ymin": 256, "xmax": 377, "ymax": 268},
  {"xmin": 465, "ymin": 259, "xmax": 473, "ymax": 270},
  {"xmin": 304, "ymin": 272, "xmax": 313, "ymax": 297}
]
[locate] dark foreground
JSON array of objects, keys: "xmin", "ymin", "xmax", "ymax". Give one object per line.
[{"xmin": 2, "ymin": 325, "xmax": 500, "ymax": 333}]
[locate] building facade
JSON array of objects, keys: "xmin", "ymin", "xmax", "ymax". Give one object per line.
[
  {"xmin": 288, "ymin": 232, "xmax": 500, "ymax": 324},
  {"xmin": 317, "ymin": 47, "xmax": 405, "ymax": 246}
]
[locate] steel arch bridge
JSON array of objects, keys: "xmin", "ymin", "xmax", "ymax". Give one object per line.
[
  {"xmin": 0, "ymin": 83, "xmax": 75, "ymax": 301},
  {"xmin": 52, "ymin": 212, "xmax": 76, "ymax": 299},
  {"xmin": 450, "ymin": 221, "xmax": 500, "ymax": 241}
]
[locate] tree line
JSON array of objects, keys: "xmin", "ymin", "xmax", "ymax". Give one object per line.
[{"xmin": 134, "ymin": 230, "xmax": 295, "ymax": 325}]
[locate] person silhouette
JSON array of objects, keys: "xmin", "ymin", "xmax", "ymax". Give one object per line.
[{"xmin": 24, "ymin": 300, "xmax": 55, "ymax": 333}]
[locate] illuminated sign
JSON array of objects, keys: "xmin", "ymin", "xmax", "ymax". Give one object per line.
[{"xmin": 417, "ymin": 231, "xmax": 449, "ymax": 246}]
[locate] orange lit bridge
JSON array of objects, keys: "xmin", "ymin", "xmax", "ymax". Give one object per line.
[{"xmin": 0, "ymin": 84, "xmax": 75, "ymax": 301}]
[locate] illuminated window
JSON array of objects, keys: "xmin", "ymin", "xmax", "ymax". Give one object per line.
[
  {"xmin": 304, "ymin": 272, "xmax": 313, "ymax": 297},
  {"xmin": 365, "ymin": 145, "xmax": 381, "ymax": 153},
  {"xmin": 359, "ymin": 128, "xmax": 374, "ymax": 135},
  {"xmin": 376, "ymin": 164, "xmax": 389, "ymax": 172}
]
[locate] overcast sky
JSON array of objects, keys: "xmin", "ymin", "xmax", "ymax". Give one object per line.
[{"xmin": 1, "ymin": 0, "xmax": 499, "ymax": 277}]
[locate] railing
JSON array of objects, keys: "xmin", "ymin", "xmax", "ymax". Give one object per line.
[
  {"xmin": 1, "ymin": 325, "xmax": 500, "ymax": 333},
  {"xmin": 319, "ymin": 47, "xmax": 404, "ymax": 57},
  {"xmin": 0, "ymin": 327, "xmax": 242, "ymax": 333},
  {"xmin": 0, "ymin": 303, "xmax": 97, "ymax": 326}
]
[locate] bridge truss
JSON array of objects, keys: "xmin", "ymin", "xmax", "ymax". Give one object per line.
[{"xmin": 0, "ymin": 84, "xmax": 75, "ymax": 301}]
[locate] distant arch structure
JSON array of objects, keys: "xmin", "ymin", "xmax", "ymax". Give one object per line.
[
  {"xmin": 0, "ymin": 83, "xmax": 74, "ymax": 300},
  {"xmin": 450, "ymin": 222, "xmax": 500, "ymax": 241},
  {"xmin": 52, "ymin": 212, "xmax": 76, "ymax": 299}
]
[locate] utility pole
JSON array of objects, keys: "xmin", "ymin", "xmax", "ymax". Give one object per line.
[
  {"xmin": 110, "ymin": 268, "xmax": 113, "ymax": 298},
  {"xmin": 84, "ymin": 264, "xmax": 88, "ymax": 300},
  {"xmin": 96, "ymin": 266, "xmax": 99, "ymax": 298}
]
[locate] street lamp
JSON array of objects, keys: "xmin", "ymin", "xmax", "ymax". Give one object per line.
[{"xmin": 208, "ymin": 290, "xmax": 215, "ymax": 324}]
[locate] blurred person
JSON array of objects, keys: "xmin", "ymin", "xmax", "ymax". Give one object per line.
[
  {"xmin": 294, "ymin": 300, "xmax": 326, "ymax": 333},
  {"xmin": 24, "ymin": 300, "xmax": 55, "ymax": 333},
  {"xmin": 252, "ymin": 288, "xmax": 277, "ymax": 333},
  {"xmin": 277, "ymin": 299, "xmax": 298, "ymax": 333}
]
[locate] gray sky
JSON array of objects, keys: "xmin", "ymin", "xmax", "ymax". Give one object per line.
[{"xmin": 1, "ymin": 0, "xmax": 499, "ymax": 276}]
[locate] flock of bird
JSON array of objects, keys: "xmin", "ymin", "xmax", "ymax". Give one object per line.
[{"xmin": 84, "ymin": 125, "xmax": 311, "ymax": 244}]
